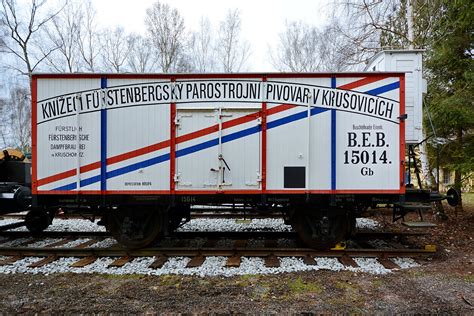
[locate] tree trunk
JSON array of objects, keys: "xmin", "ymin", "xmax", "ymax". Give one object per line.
[{"xmin": 454, "ymin": 127, "xmax": 463, "ymax": 213}]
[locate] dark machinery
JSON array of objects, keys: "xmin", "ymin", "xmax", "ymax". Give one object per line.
[{"xmin": 0, "ymin": 149, "xmax": 32, "ymax": 214}]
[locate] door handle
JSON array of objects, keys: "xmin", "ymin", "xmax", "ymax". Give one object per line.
[{"xmin": 218, "ymin": 154, "xmax": 231, "ymax": 171}]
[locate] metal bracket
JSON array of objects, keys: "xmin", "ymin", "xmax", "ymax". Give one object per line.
[{"xmin": 398, "ymin": 113, "xmax": 408, "ymax": 121}]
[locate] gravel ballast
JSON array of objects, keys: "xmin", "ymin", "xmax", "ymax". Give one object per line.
[{"xmin": 0, "ymin": 217, "xmax": 420, "ymax": 276}]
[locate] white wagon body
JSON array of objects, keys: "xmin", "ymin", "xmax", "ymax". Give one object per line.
[{"xmin": 32, "ymin": 73, "xmax": 405, "ymax": 196}]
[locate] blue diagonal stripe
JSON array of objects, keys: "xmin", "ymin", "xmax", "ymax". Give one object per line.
[
  {"xmin": 267, "ymin": 110, "xmax": 308, "ymax": 129},
  {"xmin": 176, "ymin": 138, "xmax": 219, "ymax": 158},
  {"xmin": 365, "ymin": 81, "xmax": 400, "ymax": 96},
  {"xmin": 106, "ymin": 153, "xmax": 170, "ymax": 180},
  {"xmin": 53, "ymin": 107, "xmax": 328, "ymax": 191}
]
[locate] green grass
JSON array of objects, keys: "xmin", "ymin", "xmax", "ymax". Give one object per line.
[
  {"xmin": 287, "ymin": 277, "xmax": 323, "ymax": 295},
  {"xmin": 464, "ymin": 274, "xmax": 474, "ymax": 282},
  {"xmin": 158, "ymin": 275, "xmax": 182, "ymax": 286}
]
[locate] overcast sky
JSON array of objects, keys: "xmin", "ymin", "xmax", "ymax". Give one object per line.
[{"xmin": 92, "ymin": 0, "xmax": 332, "ymax": 71}]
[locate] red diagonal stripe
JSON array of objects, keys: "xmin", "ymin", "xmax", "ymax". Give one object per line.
[
  {"xmin": 37, "ymin": 104, "xmax": 297, "ymax": 187},
  {"xmin": 36, "ymin": 161, "xmax": 102, "ymax": 186},
  {"xmin": 338, "ymin": 76, "xmax": 388, "ymax": 90},
  {"xmin": 106, "ymin": 140, "xmax": 171, "ymax": 165},
  {"xmin": 36, "ymin": 169, "xmax": 77, "ymax": 187},
  {"xmin": 267, "ymin": 104, "xmax": 295, "ymax": 115},
  {"xmin": 176, "ymin": 125, "xmax": 218, "ymax": 144}
]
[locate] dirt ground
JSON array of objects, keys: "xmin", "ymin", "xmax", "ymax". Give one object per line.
[{"xmin": 0, "ymin": 202, "xmax": 472, "ymax": 314}]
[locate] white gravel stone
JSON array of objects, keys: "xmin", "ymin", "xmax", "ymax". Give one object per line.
[
  {"xmin": 391, "ymin": 257, "xmax": 420, "ymax": 269},
  {"xmin": 27, "ymin": 238, "xmax": 61, "ymax": 248},
  {"xmin": 0, "ymin": 219, "xmax": 24, "ymax": 230},
  {"xmin": 0, "ymin": 254, "xmax": 419, "ymax": 276},
  {"xmin": 0, "ymin": 218, "xmax": 105, "ymax": 232},
  {"xmin": 315, "ymin": 257, "xmax": 346, "ymax": 271},
  {"xmin": 47, "ymin": 219, "xmax": 105, "ymax": 232},
  {"xmin": 0, "ymin": 237, "xmax": 32, "ymax": 247},
  {"xmin": 356, "ymin": 218, "xmax": 380, "ymax": 230},
  {"xmin": 91, "ymin": 238, "xmax": 118, "ymax": 248},
  {"xmin": 159, "ymin": 257, "xmax": 191, "ymax": 274},
  {"xmin": 177, "ymin": 218, "xmax": 293, "ymax": 232},
  {"xmin": 354, "ymin": 258, "xmax": 391, "ymax": 274},
  {"xmin": 61, "ymin": 238, "xmax": 94, "ymax": 248},
  {"xmin": 0, "ymin": 216, "xmax": 380, "ymax": 233}
]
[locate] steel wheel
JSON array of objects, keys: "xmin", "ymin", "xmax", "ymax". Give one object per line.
[
  {"xmin": 291, "ymin": 208, "xmax": 349, "ymax": 249},
  {"xmin": 106, "ymin": 207, "xmax": 163, "ymax": 249},
  {"xmin": 25, "ymin": 209, "xmax": 52, "ymax": 234}
]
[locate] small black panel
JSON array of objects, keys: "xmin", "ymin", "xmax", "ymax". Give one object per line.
[{"xmin": 284, "ymin": 167, "xmax": 305, "ymax": 188}]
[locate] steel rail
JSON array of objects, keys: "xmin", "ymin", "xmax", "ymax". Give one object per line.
[
  {"xmin": 0, "ymin": 230, "xmax": 428, "ymax": 240},
  {"xmin": 0, "ymin": 246, "xmax": 436, "ymax": 258}
]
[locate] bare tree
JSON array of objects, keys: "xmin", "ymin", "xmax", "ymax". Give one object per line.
[
  {"xmin": 329, "ymin": 0, "xmax": 443, "ymax": 68},
  {"xmin": 188, "ymin": 17, "xmax": 215, "ymax": 72},
  {"xmin": 174, "ymin": 52, "xmax": 194, "ymax": 73},
  {"xmin": 77, "ymin": 0, "xmax": 99, "ymax": 72},
  {"xmin": 0, "ymin": 0, "xmax": 64, "ymax": 83},
  {"xmin": 145, "ymin": 1, "xmax": 185, "ymax": 73},
  {"xmin": 317, "ymin": 22, "xmax": 355, "ymax": 72},
  {"xmin": 271, "ymin": 21, "xmax": 323, "ymax": 72},
  {"xmin": 0, "ymin": 97, "xmax": 9, "ymax": 147},
  {"xmin": 0, "ymin": 18, "xmax": 6, "ymax": 52},
  {"xmin": 329, "ymin": 0, "xmax": 398, "ymax": 67},
  {"xmin": 43, "ymin": 1, "xmax": 82, "ymax": 72},
  {"xmin": 127, "ymin": 34, "xmax": 157, "ymax": 73},
  {"xmin": 0, "ymin": 84, "xmax": 31, "ymax": 151},
  {"xmin": 100, "ymin": 26, "xmax": 132, "ymax": 73},
  {"xmin": 215, "ymin": 9, "xmax": 250, "ymax": 72}
]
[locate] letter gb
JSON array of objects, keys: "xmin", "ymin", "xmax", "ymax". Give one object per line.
[{"xmin": 361, "ymin": 167, "xmax": 374, "ymax": 176}]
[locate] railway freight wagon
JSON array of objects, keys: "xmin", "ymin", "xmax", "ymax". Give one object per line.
[{"xmin": 31, "ymin": 72, "xmax": 406, "ymax": 248}]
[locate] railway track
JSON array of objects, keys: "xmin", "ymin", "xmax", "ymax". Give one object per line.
[
  {"xmin": 0, "ymin": 245, "xmax": 435, "ymax": 269},
  {"xmin": 0, "ymin": 230, "xmax": 435, "ymax": 271}
]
